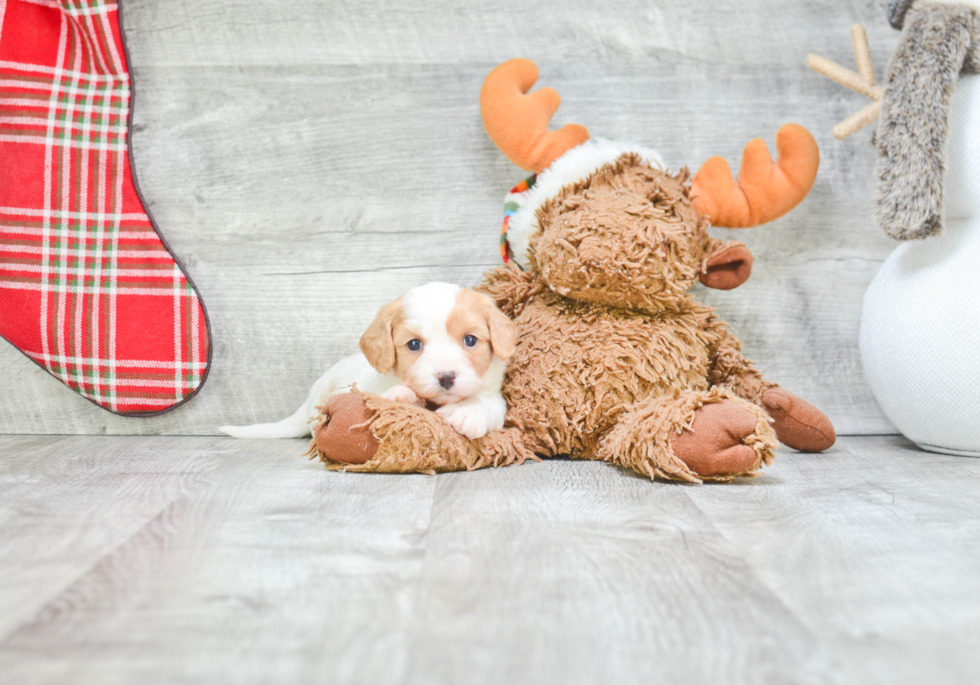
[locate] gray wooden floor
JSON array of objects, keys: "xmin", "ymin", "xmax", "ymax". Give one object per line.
[{"xmin": 1, "ymin": 435, "xmax": 979, "ymax": 684}]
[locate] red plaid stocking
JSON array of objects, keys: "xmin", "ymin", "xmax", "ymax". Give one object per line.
[{"xmin": 0, "ymin": 0, "xmax": 211, "ymax": 415}]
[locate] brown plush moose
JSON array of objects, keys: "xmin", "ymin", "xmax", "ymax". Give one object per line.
[{"xmin": 308, "ymin": 59, "xmax": 836, "ymax": 483}]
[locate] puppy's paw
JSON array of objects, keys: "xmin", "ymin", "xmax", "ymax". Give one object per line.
[
  {"xmin": 382, "ymin": 384, "xmax": 425, "ymax": 407},
  {"xmin": 436, "ymin": 402, "xmax": 490, "ymax": 440}
]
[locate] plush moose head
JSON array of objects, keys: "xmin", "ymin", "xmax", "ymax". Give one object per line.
[{"xmin": 481, "ymin": 59, "xmax": 820, "ymax": 311}]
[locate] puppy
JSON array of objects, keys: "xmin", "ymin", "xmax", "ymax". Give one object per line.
[{"xmin": 220, "ymin": 282, "xmax": 516, "ymax": 440}]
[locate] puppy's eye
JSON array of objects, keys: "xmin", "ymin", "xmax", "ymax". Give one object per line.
[
  {"xmin": 407, "ymin": 339, "xmax": 423, "ymax": 352},
  {"xmin": 463, "ymin": 335, "xmax": 478, "ymax": 347}
]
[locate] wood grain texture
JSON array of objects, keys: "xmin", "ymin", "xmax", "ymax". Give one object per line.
[
  {"xmin": 2, "ymin": 435, "xmax": 980, "ymax": 683},
  {"xmin": 0, "ymin": 1, "xmax": 901, "ymax": 435},
  {"xmin": 0, "ymin": 436, "xmax": 438, "ymax": 684}
]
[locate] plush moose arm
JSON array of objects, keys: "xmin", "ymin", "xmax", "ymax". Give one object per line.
[
  {"xmin": 479, "ymin": 263, "xmax": 544, "ymax": 318},
  {"xmin": 704, "ymin": 317, "xmax": 774, "ymax": 403}
]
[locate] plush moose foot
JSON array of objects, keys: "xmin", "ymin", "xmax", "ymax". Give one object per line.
[
  {"xmin": 599, "ymin": 388, "xmax": 777, "ymax": 483},
  {"xmin": 671, "ymin": 400, "xmax": 762, "ymax": 477},
  {"xmin": 762, "ymin": 388, "xmax": 836, "ymax": 453},
  {"xmin": 309, "ymin": 393, "xmax": 379, "ymax": 465}
]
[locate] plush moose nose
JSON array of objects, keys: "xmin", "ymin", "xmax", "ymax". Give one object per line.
[{"xmin": 438, "ymin": 372, "xmax": 456, "ymax": 390}]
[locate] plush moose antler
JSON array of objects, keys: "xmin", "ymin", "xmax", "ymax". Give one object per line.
[
  {"xmin": 807, "ymin": 24, "xmax": 884, "ymax": 139},
  {"xmin": 480, "ymin": 58, "xmax": 590, "ymax": 173},
  {"xmin": 690, "ymin": 124, "xmax": 820, "ymax": 227},
  {"xmin": 482, "ymin": 59, "xmax": 820, "ymax": 229}
]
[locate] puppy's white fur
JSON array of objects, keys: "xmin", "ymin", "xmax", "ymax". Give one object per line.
[{"xmin": 220, "ymin": 282, "xmax": 514, "ymax": 441}]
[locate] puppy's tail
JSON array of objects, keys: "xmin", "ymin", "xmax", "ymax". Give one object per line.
[{"xmin": 219, "ymin": 403, "xmax": 312, "ymax": 439}]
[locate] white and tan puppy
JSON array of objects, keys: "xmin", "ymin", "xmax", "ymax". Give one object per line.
[{"xmin": 220, "ymin": 282, "xmax": 516, "ymax": 440}]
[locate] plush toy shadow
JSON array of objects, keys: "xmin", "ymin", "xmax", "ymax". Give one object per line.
[{"xmin": 308, "ymin": 59, "xmax": 836, "ymax": 483}]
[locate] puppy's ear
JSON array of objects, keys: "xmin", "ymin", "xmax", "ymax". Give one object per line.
[
  {"xmin": 360, "ymin": 299, "xmax": 401, "ymax": 373},
  {"xmin": 700, "ymin": 241, "xmax": 754, "ymax": 290},
  {"xmin": 481, "ymin": 294, "xmax": 517, "ymax": 360}
]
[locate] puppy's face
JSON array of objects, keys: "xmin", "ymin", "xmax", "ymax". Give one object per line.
[{"xmin": 359, "ymin": 283, "xmax": 516, "ymax": 405}]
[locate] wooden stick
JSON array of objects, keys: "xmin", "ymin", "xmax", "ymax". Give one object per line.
[
  {"xmin": 808, "ymin": 27, "xmax": 883, "ymax": 139},
  {"xmin": 806, "ymin": 53, "xmax": 884, "ymax": 100},
  {"xmin": 833, "ymin": 100, "xmax": 882, "ymax": 139},
  {"xmin": 850, "ymin": 24, "xmax": 874, "ymax": 84}
]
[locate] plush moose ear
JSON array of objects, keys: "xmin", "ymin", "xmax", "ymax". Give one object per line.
[{"xmin": 700, "ymin": 242, "xmax": 754, "ymax": 290}]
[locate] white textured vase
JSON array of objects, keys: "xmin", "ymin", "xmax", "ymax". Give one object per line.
[{"xmin": 860, "ymin": 75, "xmax": 980, "ymax": 456}]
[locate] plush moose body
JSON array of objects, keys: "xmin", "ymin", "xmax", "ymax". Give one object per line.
[{"xmin": 308, "ymin": 60, "xmax": 836, "ymax": 482}]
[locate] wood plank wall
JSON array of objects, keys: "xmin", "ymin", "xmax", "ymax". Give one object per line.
[{"xmin": 0, "ymin": 0, "xmax": 901, "ymax": 435}]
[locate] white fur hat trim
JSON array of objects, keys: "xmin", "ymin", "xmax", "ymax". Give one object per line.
[{"xmin": 505, "ymin": 138, "xmax": 665, "ymax": 268}]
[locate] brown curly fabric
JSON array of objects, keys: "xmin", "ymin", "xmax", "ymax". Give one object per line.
[
  {"xmin": 480, "ymin": 264, "xmax": 543, "ymax": 318},
  {"xmin": 306, "ymin": 391, "xmax": 538, "ymax": 475},
  {"xmin": 498, "ymin": 289, "xmax": 715, "ymax": 458},
  {"xmin": 703, "ymin": 315, "xmax": 775, "ymax": 404},
  {"xmin": 530, "ymin": 158, "xmax": 720, "ymax": 313}
]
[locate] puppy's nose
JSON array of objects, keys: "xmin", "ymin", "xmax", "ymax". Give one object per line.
[{"xmin": 438, "ymin": 372, "xmax": 456, "ymax": 390}]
